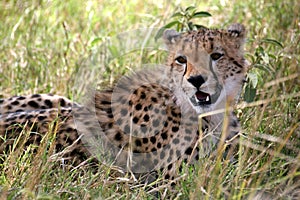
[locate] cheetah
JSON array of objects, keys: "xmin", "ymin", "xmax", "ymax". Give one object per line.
[{"xmin": 0, "ymin": 23, "xmax": 248, "ymax": 180}]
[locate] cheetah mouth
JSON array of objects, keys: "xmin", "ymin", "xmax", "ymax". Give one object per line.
[{"xmin": 194, "ymin": 91, "xmax": 211, "ymax": 105}]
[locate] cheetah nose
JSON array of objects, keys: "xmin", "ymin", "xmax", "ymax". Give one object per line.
[{"xmin": 187, "ymin": 75, "xmax": 205, "ymax": 89}]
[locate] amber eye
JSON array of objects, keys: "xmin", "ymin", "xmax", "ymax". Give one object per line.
[
  {"xmin": 210, "ymin": 53, "xmax": 224, "ymax": 61},
  {"xmin": 175, "ymin": 55, "xmax": 187, "ymax": 64}
]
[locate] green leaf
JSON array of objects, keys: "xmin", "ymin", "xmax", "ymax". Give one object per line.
[
  {"xmin": 185, "ymin": 6, "xmax": 196, "ymax": 12},
  {"xmin": 108, "ymin": 45, "xmax": 119, "ymax": 58},
  {"xmin": 90, "ymin": 37, "xmax": 103, "ymax": 47},
  {"xmin": 244, "ymin": 84, "xmax": 257, "ymax": 103},
  {"xmin": 247, "ymin": 72, "xmax": 258, "ymax": 88},
  {"xmin": 192, "ymin": 11, "xmax": 212, "ymax": 18},
  {"xmin": 253, "ymin": 63, "xmax": 273, "ymax": 74},
  {"xmin": 171, "ymin": 12, "xmax": 184, "ymax": 18},
  {"xmin": 154, "ymin": 21, "xmax": 180, "ymax": 40},
  {"xmin": 163, "ymin": 20, "xmax": 181, "ymax": 28},
  {"xmin": 261, "ymin": 38, "xmax": 284, "ymax": 48},
  {"xmin": 262, "ymin": 53, "xmax": 270, "ymax": 64}
]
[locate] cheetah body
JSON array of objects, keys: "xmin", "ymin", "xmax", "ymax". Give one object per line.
[{"xmin": 0, "ymin": 24, "xmax": 248, "ymax": 178}]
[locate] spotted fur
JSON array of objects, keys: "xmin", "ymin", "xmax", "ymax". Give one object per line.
[{"xmin": 0, "ymin": 24, "xmax": 248, "ymax": 180}]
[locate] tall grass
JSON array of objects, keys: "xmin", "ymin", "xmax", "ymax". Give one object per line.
[{"xmin": 0, "ymin": 0, "xmax": 299, "ymax": 199}]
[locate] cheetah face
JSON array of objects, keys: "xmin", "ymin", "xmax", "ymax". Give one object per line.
[{"xmin": 163, "ymin": 24, "xmax": 249, "ymax": 113}]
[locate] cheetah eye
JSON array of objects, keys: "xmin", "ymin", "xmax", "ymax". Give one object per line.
[
  {"xmin": 175, "ymin": 55, "xmax": 187, "ymax": 65},
  {"xmin": 210, "ymin": 53, "xmax": 224, "ymax": 61}
]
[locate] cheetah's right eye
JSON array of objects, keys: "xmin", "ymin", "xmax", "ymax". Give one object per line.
[
  {"xmin": 210, "ymin": 53, "xmax": 224, "ymax": 61},
  {"xmin": 175, "ymin": 55, "xmax": 187, "ymax": 65}
]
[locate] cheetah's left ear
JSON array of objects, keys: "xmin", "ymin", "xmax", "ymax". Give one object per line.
[
  {"xmin": 227, "ymin": 23, "xmax": 247, "ymax": 48},
  {"xmin": 163, "ymin": 29, "xmax": 181, "ymax": 49}
]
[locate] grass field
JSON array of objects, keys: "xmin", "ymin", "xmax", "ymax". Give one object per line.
[{"xmin": 0, "ymin": 0, "xmax": 299, "ymax": 199}]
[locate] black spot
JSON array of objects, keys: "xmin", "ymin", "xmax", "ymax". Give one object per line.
[
  {"xmin": 116, "ymin": 118, "xmax": 122, "ymax": 125},
  {"xmin": 21, "ymin": 104, "xmax": 27, "ymax": 107},
  {"xmin": 60, "ymin": 98, "xmax": 66, "ymax": 107},
  {"xmin": 176, "ymin": 150, "xmax": 181, "ymax": 157},
  {"xmin": 143, "ymin": 106, "xmax": 148, "ymax": 112},
  {"xmin": 115, "ymin": 132, "xmax": 123, "ymax": 141},
  {"xmin": 11, "ymin": 101, "xmax": 19, "ymax": 105},
  {"xmin": 173, "ymin": 138, "xmax": 179, "ymax": 144},
  {"xmin": 161, "ymin": 132, "xmax": 168, "ymax": 140},
  {"xmin": 195, "ymin": 154, "xmax": 199, "ymax": 160},
  {"xmin": 150, "ymin": 136, "xmax": 156, "ymax": 144},
  {"xmin": 167, "ymin": 163, "xmax": 173, "ymax": 170},
  {"xmin": 133, "ymin": 150, "xmax": 141, "ymax": 153},
  {"xmin": 164, "ymin": 121, "xmax": 168, "ymax": 127},
  {"xmin": 151, "ymin": 97, "xmax": 158, "ymax": 103},
  {"xmin": 140, "ymin": 92, "xmax": 146, "ymax": 99},
  {"xmin": 108, "ymin": 122, "xmax": 113, "ymax": 128},
  {"xmin": 37, "ymin": 98, "xmax": 42, "ymax": 102},
  {"xmin": 185, "ymin": 147, "xmax": 193, "ymax": 155},
  {"xmin": 143, "ymin": 114, "xmax": 149, "ymax": 122},
  {"xmin": 135, "ymin": 139, "xmax": 142, "ymax": 146},
  {"xmin": 44, "ymin": 99, "xmax": 53, "ymax": 108},
  {"xmin": 151, "ymin": 148, "xmax": 156, "ymax": 152},
  {"xmin": 26, "ymin": 115, "xmax": 34, "ymax": 120},
  {"xmin": 101, "ymin": 100, "xmax": 111, "ymax": 105},
  {"xmin": 107, "ymin": 113, "xmax": 114, "ymax": 118},
  {"xmin": 66, "ymin": 127, "xmax": 75, "ymax": 132},
  {"xmin": 230, "ymin": 119, "xmax": 238, "ymax": 127},
  {"xmin": 84, "ymin": 121, "xmax": 91, "ymax": 126},
  {"xmin": 142, "ymin": 138, "xmax": 148, "ymax": 144},
  {"xmin": 31, "ymin": 94, "xmax": 41, "ymax": 98},
  {"xmin": 15, "ymin": 109, "xmax": 24, "ymax": 112},
  {"xmin": 37, "ymin": 115, "xmax": 47, "ymax": 121},
  {"xmin": 184, "ymin": 136, "xmax": 191, "ymax": 141},
  {"xmin": 128, "ymin": 100, "xmax": 133, "ymax": 106},
  {"xmin": 17, "ymin": 96, "xmax": 26, "ymax": 100},
  {"xmin": 28, "ymin": 100, "xmax": 39, "ymax": 108},
  {"xmin": 233, "ymin": 61, "xmax": 243, "ymax": 68},
  {"xmin": 165, "ymin": 174, "xmax": 170, "ymax": 179},
  {"xmin": 135, "ymin": 104, "xmax": 142, "ymax": 110},
  {"xmin": 41, "ymin": 106, "xmax": 46, "ymax": 109},
  {"xmin": 133, "ymin": 117, "xmax": 139, "ymax": 124},
  {"xmin": 0, "ymin": 99, "xmax": 3, "ymax": 104},
  {"xmin": 171, "ymin": 110, "xmax": 179, "ymax": 117},
  {"xmin": 19, "ymin": 114, "xmax": 26, "ymax": 119},
  {"xmin": 6, "ymin": 105, "xmax": 12, "ymax": 110},
  {"xmin": 152, "ymin": 119, "xmax": 160, "ymax": 127},
  {"xmin": 141, "ymin": 126, "xmax": 147, "ymax": 133},
  {"xmin": 124, "ymin": 125, "xmax": 130, "ymax": 133},
  {"xmin": 172, "ymin": 126, "xmax": 179, "ymax": 132},
  {"xmin": 157, "ymin": 142, "xmax": 161, "ymax": 148}
]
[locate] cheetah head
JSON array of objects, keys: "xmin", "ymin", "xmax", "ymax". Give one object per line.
[{"xmin": 163, "ymin": 23, "xmax": 249, "ymax": 113}]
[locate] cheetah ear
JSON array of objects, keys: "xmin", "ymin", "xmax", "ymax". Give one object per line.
[
  {"xmin": 163, "ymin": 29, "xmax": 181, "ymax": 49},
  {"xmin": 227, "ymin": 23, "xmax": 247, "ymax": 48},
  {"xmin": 227, "ymin": 23, "xmax": 246, "ymax": 38}
]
